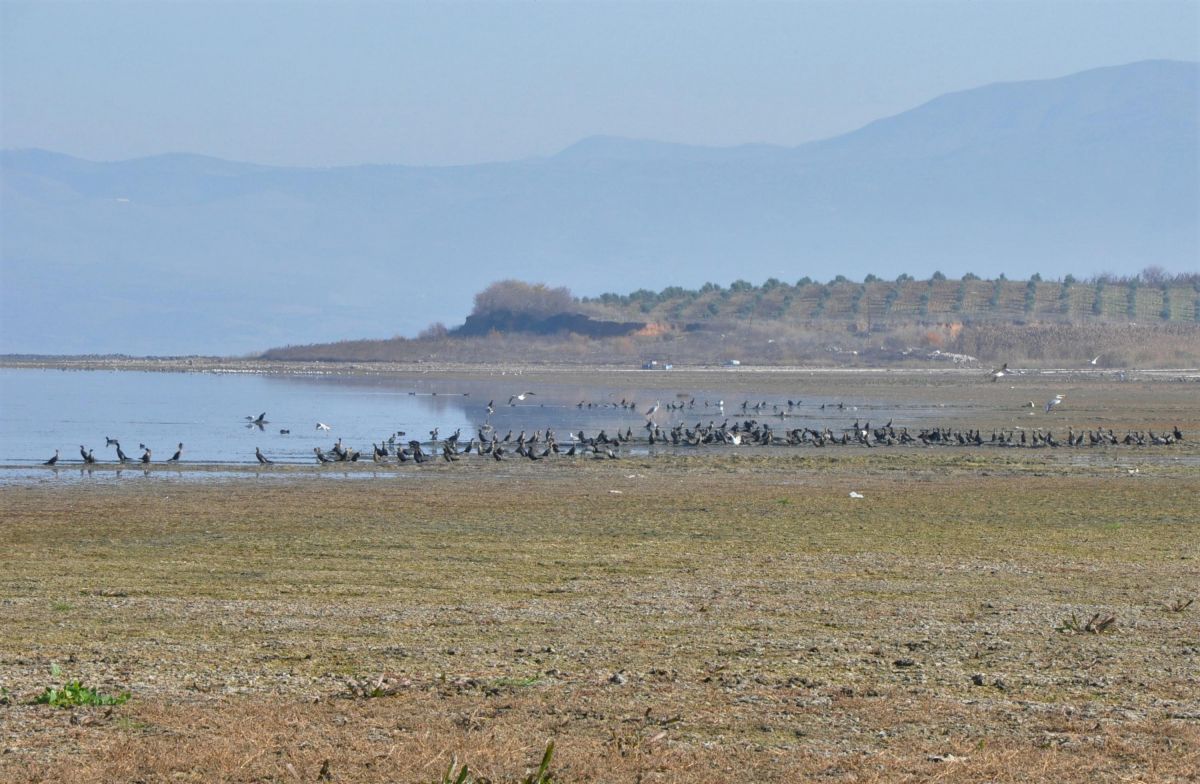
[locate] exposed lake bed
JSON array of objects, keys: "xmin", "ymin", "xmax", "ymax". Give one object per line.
[{"xmin": 1, "ymin": 361, "xmax": 1197, "ymax": 781}]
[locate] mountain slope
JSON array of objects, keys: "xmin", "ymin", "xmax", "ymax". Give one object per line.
[{"xmin": 2, "ymin": 60, "xmax": 1196, "ymax": 355}]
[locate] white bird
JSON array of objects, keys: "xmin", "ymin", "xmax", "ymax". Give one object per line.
[
  {"xmin": 508, "ymin": 392, "xmax": 535, "ymax": 405},
  {"xmin": 987, "ymin": 363, "xmax": 1009, "ymax": 382},
  {"xmin": 644, "ymin": 400, "xmax": 661, "ymax": 419},
  {"xmin": 849, "ymin": 491, "xmax": 864, "ymax": 499},
  {"xmin": 1089, "ymin": 355, "xmax": 1101, "ymax": 366},
  {"xmin": 1045, "ymin": 394, "xmax": 1065, "ymax": 413},
  {"xmin": 316, "ymin": 422, "xmax": 332, "ymax": 431}
]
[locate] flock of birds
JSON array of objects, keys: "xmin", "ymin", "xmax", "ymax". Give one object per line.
[
  {"xmin": 44, "ymin": 439, "xmax": 183, "ymax": 467},
  {"xmin": 281, "ymin": 418, "xmax": 1186, "ymax": 467},
  {"xmin": 43, "ymin": 383, "xmax": 1185, "ymax": 468}
]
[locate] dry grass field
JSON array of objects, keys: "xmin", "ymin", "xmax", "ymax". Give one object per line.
[{"xmin": 1, "ymin": 370, "xmax": 1198, "ymax": 782}]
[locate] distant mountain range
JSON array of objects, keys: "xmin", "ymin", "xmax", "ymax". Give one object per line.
[{"xmin": 2, "ymin": 59, "xmax": 1196, "ymax": 355}]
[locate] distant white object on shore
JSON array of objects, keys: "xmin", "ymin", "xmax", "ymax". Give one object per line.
[{"xmin": 849, "ymin": 491, "xmax": 864, "ymax": 498}]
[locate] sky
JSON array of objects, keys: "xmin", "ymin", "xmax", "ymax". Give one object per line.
[{"xmin": 2, "ymin": 0, "xmax": 1197, "ymax": 167}]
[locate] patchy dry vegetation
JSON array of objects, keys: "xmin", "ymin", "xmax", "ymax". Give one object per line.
[
  {"xmin": 1, "ymin": 439, "xmax": 1198, "ymax": 781},
  {"xmin": 262, "ymin": 273, "xmax": 1200, "ymax": 367}
]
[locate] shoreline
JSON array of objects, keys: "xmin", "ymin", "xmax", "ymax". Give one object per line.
[{"xmin": 3, "ymin": 355, "xmax": 1198, "ymax": 379}]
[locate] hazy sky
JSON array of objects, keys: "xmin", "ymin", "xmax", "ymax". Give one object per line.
[{"xmin": 2, "ymin": 1, "xmax": 1197, "ymax": 167}]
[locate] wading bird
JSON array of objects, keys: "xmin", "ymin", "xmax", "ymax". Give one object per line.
[
  {"xmin": 166, "ymin": 443, "xmax": 183, "ymax": 462},
  {"xmin": 44, "ymin": 449, "xmax": 59, "ymax": 466},
  {"xmin": 1045, "ymin": 394, "xmax": 1066, "ymax": 413},
  {"xmin": 255, "ymin": 447, "xmax": 273, "ymax": 464}
]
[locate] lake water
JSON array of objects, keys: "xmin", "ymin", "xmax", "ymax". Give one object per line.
[
  {"xmin": 0, "ymin": 367, "xmax": 992, "ymax": 472},
  {"xmin": 0, "ymin": 368, "xmax": 659, "ymax": 467}
]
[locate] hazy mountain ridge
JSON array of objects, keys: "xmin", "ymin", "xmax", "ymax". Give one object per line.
[{"xmin": 2, "ymin": 60, "xmax": 1196, "ymax": 355}]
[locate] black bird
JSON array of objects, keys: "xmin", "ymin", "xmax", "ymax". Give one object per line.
[
  {"xmin": 166, "ymin": 443, "xmax": 183, "ymax": 463},
  {"xmin": 105, "ymin": 436, "xmax": 119, "ymax": 447},
  {"xmin": 314, "ymin": 447, "xmax": 332, "ymax": 464},
  {"xmin": 115, "ymin": 442, "xmax": 131, "ymax": 463},
  {"xmin": 255, "ymin": 447, "xmax": 273, "ymax": 464},
  {"xmin": 79, "ymin": 445, "xmax": 90, "ymax": 463},
  {"xmin": 140, "ymin": 447, "xmax": 151, "ymax": 464},
  {"xmin": 44, "ymin": 449, "xmax": 59, "ymax": 466}
]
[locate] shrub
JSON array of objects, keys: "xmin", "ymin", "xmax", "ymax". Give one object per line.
[{"xmin": 35, "ymin": 681, "xmax": 130, "ymax": 708}]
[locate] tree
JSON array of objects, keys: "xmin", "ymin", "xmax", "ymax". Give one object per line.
[
  {"xmin": 931, "ymin": 271, "xmax": 947, "ymax": 282},
  {"xmin": 472, "ymin": 280, "xmax": 574, "ymax": 318},
  {"xmin": 418, "ymin": 322, "xmax": 448, "ymax": 339},
  {"xmin": 1140, "ymin": 265, "xmax": 1167, "ymax": 286}
]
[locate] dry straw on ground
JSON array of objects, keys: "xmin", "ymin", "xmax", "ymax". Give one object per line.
[{"xmin": 1, "ymin": 371, "xmax": 1197, "ymax": 782}]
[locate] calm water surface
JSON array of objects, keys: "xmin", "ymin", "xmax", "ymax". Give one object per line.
[{"xmin": 0, "ymin": 367, "xmax": 977, "ymax": 471}]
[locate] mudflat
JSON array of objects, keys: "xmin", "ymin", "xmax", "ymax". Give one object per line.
[{"xmin": 1, "ymin": 369, "xmax": 1197, "ymax": 782}]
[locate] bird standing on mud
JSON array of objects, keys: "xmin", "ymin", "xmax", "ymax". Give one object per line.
[
  {"xmin": 44, "ymin": 449, "xmax": 59, "ymax": 466},
  {"xmin": 167, "ymin": 442, "xmax": 184, "ymax": 462},
  {"xmin": 255, "ymin": 447, "xmax": 273, "ymax": 464},
  {"xmin": 1045, "ymin": 394, "xmax": 1066, "ymax": 413},
  {"xmin": 115, "ymin": 441, "xmax": 131, "ymax": 462}
]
